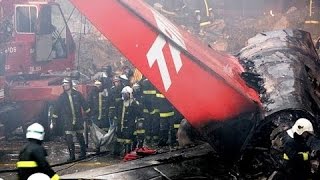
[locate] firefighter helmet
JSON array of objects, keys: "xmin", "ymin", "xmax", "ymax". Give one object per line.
[
  {"xmin": 290, "ymin": 118, "xmax": 314, "ymax": 136},
  {"xmin": 26, "ymin": 123, "xmax": 45, "ymax": 141},
  {"xmin": 121, "ymin": 86, "xmax": 133, "ymax": 101},
  {"xmin": 94, "ymin": 80, "xmax": 102, "ymax": 86},
  {"xmin": 120, "ymin": 74, "xmax": 128, "ymax": 80},
  {"xmin": 62, "ymin": 78, "xmax": 71, "ymax": 85},
  {"xmin": 27, "ymin": 173, "xmax": 50, "ymax": 180},
  {"xmin": 121, "ymin": 86, "xmax": 133, "ymax": 94}
]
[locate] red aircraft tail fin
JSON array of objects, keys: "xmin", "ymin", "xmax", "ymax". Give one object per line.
[{"xmin": 69, "ymin": 0, "xmax": 261, "ymax": 127}]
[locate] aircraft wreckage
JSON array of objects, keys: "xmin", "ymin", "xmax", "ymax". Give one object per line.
[
  {"xmin": 61, "ymin": 1, "xmax": 320, "ymax": 178},
  {"xmin": 0, "ymin": 0, "xmax": 317, "ymax": 179}
]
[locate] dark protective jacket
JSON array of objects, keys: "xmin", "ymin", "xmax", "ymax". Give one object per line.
[
  {"xmin": 282, "ymin": 132, "xmax": 311, "ymax": 180},
  {"xmin": 115, "ymin": 99, "xmax": 144, "ymax": 143},
  {"xmin": 140, "ymin": 79, "xmax": 157, "ymax": 113},
  {"xmin": 54, "ymin": 89, "xmax": 90, "ymax": 131},
  {"xmin": 17, "ymin": 139, "xmax": 58, "ymax": 180},
  {"xmin": 156, "ymin": 93, "xmax": 175, "ymax": 119},
  {"xmin": 185, "ymin": 0, "xmax": 212, "ymax": 25},
  {"xmin": 88, "ymin": 87, "xmax": 110, "ymax": 128},
  {"xmin": 185, "ymin": 0, "xmax": 212, "ymax": 14},
  {"xmin": 108, "ymin": 84, "xmax": 124, "ymax": 120},
  {"xmin": 100, "ymin": 76, "xmax": 113, "ymax": 93}
]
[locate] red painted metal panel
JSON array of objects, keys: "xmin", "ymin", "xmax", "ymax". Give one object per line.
[
  {"xmin": 1, "ymin": 0, "xmax": 75, "ymax": 76},
  {"xmin": 69, "ymin": 0, "xmax": 261, "ymax": 127}
]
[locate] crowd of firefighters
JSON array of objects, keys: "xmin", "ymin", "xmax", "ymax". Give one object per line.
[
  {"xmin": 88, "ymin": 66, "xmax": 185, "ymax": 156},
  {"xmin": 16, "ymin": 65, "xmax": 184, "ymax": 180},
  {"xmin": 53, "ymin": 65, "xmax": 184, "ymax": 161}
]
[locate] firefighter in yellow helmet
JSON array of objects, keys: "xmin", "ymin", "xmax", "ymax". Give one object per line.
[{"xmin": 17, "ymin": 123, "xmax": 59, "ymax": 180}]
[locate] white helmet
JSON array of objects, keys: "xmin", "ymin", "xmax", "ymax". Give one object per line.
[
  {"xmin": 121, "ymin": 86, "xmax": 133, "ymax": 94},
  {"xmin": 27, "ymin": 173, "xmax": 50, "ymax": 180},
  {"xmin": 121, "ymin": 86, "xmax": 133, "ymax": 100},
  {"xmin": 290, "ymin": 118, "xmax": 314, "ymax": 136},
  {"xmin": 120, "ymin": 74, "xmax": 128, "ymax": 80},
  {"xmin": 62, "ymin": 78, "xmax": 71, "ymax": 85},
  {"xmin": 94, "ymin": 80, "xmax": 102, "ymax": 86},
  {"xmin": 26, "ymin": 123, "xmax": 45, "ymax": 141}
]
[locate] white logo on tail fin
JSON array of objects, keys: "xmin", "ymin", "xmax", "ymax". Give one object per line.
[{"xmin": 147, "ymin": 9, "xmax": 186, "ymax": 91}]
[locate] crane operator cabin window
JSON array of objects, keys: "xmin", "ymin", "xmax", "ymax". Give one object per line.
[{"xmin": 15, "ymin": 6, "xmax": 37, "ymax": 33}]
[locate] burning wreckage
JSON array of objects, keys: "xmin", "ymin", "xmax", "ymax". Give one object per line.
[{"xmin": 62, "ymin": 28, "xmax": 320, "ymax": 179}]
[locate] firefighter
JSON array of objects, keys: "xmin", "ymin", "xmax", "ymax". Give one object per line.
[
  {"xmin": 120, "ymin": 67, "xmax": 134, "ymax": 87},
  {"xmin": 140, "ymin": 78, "xmax": 159, "ymax": 145},
  {"xmin": 100, "ymin": 65, "xmax": 114, "ymax": 93},
  {"xmin": 108, "ymin": 76, "xmax": 124, "ymax": 127},
  {"xmin": 109, "ymin": 76, "xmax": 124, "ymax": 155},
  {"xmin": 17, "ymin": 123, "xmax": 59, "ymax": 180},
  {"xmin": 156, "ymin": 92, "xmax": 175, "ymax": 147},
  {"xmin": 168, "ymin": 108, "xmax": 184, "ymax": 146},
  {"xmin": 88, "ymin": 80, "xmax": 110, "ymax": 153},
  {"xmin": 115, "ymin": 86, "xmax": 145, "ymax": 156},
  {"xmin": 278, "ymin": 118, "xmax": 314, "ymax": 180},
  {"xmin": 53, "ymin": 78, "xmax": 90, "ymax": 161},
  {"xmin": 132, "ymin": 83, "xmax": 142, "ymax": 103},
  {"xmin": 120, "ymin": 74, "xmax": 130, "ymax": 87},
  {"xmin": 185, "ymin": 0, "xmax": 213, "ymax": 31},
  {"xmin": 70, "ymin": 70, "xmax": 81, "ymax": 86}
]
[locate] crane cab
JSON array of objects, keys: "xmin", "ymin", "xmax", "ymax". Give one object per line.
[{"xmin": 0, "ymin": 0, "xmax": 75, "ymax": 77}]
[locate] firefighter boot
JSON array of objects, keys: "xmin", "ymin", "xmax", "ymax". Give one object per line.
[
  {"xmin": 151, "ymin": 136, "xmax": 159, "ymax": 147},
  {"xmin": 145, "ymin": 136, "xmax": 152, "ymax": 146},
  {"xmin": 137, "ymin": 135, "xmax": 144, "ymax": 149},
  {"xmin": 132, "ymin": 138, "xmax": 138, "ymax": 151},
  {"xmin": 66, "ymin": 135, "xmax": 75, "ymax": 161},
  {"xmin": 124, "ymin": 143, "xmax": 132, "ymax": 155},
  {"xmin": 77, "ymin": 133, "xmax": 86, "ymax": 159},
  {"xmin": 67, "ymin": 145, "xmax": 76, "ymax": 162}
]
